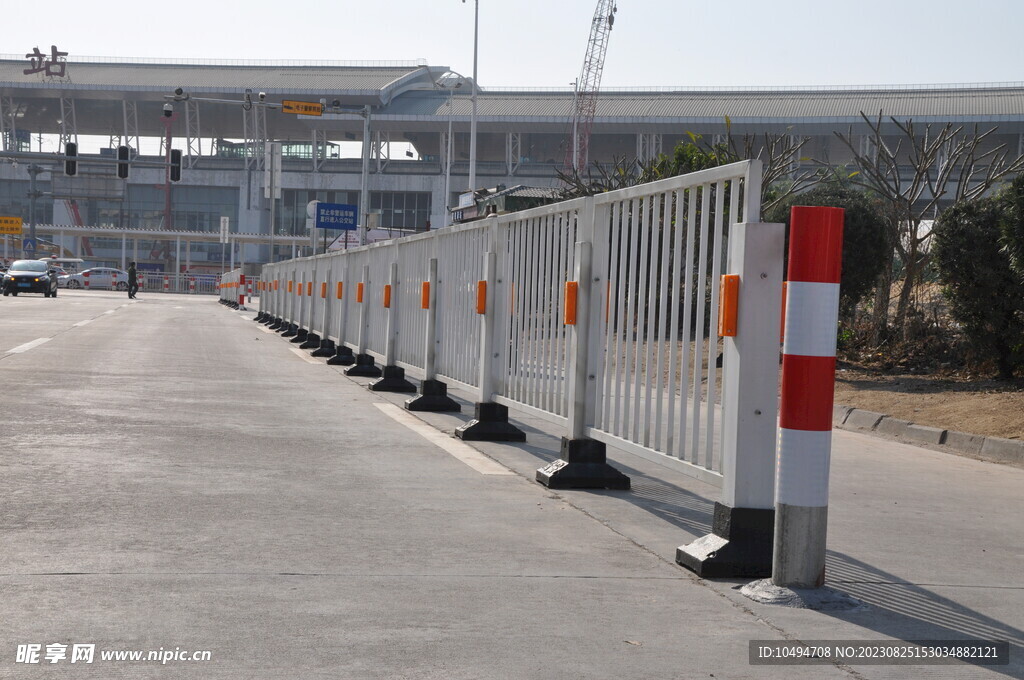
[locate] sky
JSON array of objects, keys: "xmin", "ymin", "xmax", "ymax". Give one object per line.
[{"xmin": 4, "ymin": 0, "xmax": 1023, "ymax": 88}]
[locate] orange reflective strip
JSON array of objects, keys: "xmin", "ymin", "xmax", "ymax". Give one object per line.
[
  {"xmin": 336, "ymin": 282, "xmax": 343, "ymax": 299},
  {"xmin": 383, "ymin": 284, "xmax": 392, "ymax": 308},
  {"xmin": 718, "ymin": 274, "xmax": 739, "ymax": 337},
  {"xmin": 274, "ymin": 280, "xmax": 279, "ymax": 291},
  {"xmin": 306, "ymin": 282, "xmax": 312, "ymax": 296},
  {"xmin": 287, "ymin": 280, "xmax": 293, "ymax": 293},
  {"xmin": 297, "ymin": 283, "xmax": 303, "ymax": 296},
  {"xmin": 321, "ymin": 282, "xmax": 327, "ymax": 298},
  {"xmin": 564, "ymin": 281, "xmax": 578, "ymax": 325},
  {"xmin": 356, "ymin": 282, "xmax": 364, "ymax": 303},
  {"xmin": 420, "ymin": 281, "xmax": 430, "ymax": 309},
  {"xmin": 476, "ymin": 280, "xmax": 487, "ymax": 315}
]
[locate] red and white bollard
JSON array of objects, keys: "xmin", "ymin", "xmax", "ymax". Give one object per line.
[
  {"xmin": 189, "ymin": 277, "xmax": 196, "ymax": 294},
  {"xmin": 238, "ymin": 274, "xmax": 246, "ymax": 309},
  {"xmin": 83, "ymin": 271, "xmax": 90, "ymax": 289},
  {"xmin": 111, "ymin": 272, "xmax": 118, "ymax": 290},
  {"xmin": 773, "ymin": 206, "xmax": 844, "ymax": 588},
  {"xmin": 163, "ymin": 276, "xmax": 170, "ymax": 292},
  {"xmin": 246, "ymin": 279, "xmax": 252, "ymax": 303}
]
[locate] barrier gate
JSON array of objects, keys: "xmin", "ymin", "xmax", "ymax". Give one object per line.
[{"xmin": 254, "ymin": 160, "xmax": 794, "ymax": 577}]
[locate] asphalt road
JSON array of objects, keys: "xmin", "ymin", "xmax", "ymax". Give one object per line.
[{"xmin": 0, "ymin": 289, "xmax": 1020, "ymax": 679}]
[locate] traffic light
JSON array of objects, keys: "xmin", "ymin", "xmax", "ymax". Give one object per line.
[
  {"xmin": 169, "ymin": 149, "xmax": 182, "ymax": 182},
  {"xmin": 64, "ymin": 142, "xmax": 77, "ymax": 176},
  {"xmin": 116, "ymin": 145, "xmax": 130, "ymax": 179}
]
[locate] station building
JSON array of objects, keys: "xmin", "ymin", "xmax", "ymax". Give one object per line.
[{"xmin": 2, "ymin": 53, "xmax": 1023, "ymax": 271}]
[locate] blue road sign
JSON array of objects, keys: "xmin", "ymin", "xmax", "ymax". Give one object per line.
[
  {"xmin": 22, "ymin": 237, "xmax": 36, "ymax": 253},
  {"xmin": 315, "ymin": 203, "xmax": 358, "ymax": 231}
]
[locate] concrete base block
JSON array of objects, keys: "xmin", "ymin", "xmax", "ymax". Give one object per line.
[
  {"xmin": 405, "ymin": 380, "xmax": 461, "ymax": 412},
  {"xmin": 876, "ymin": 416, "xmax": 913, "ymax": 437},
  {"xmin": 833, "ymin": 405, "xmax": 854, "ymax": 425},
  {"xmin": 299, "ymin": 333, "xmax": 321, "ymax": 349},
  {"xmin": 741, "ymin": 579, "xmax": 865, "ymax": 611},
  {"xmin": 536, "ymin": 437, "xmax": 630, "ymax": 490},
  {"xmin": 980, "ymin": 437, "xmax": 1024, "ymax": 466},
  {"xmin": 289, "ymin": 329, "xmax": 309, "ymax": 344},
  {"xmin": 905, "ymin": 424, "xmax": 947, "ymax": 445},
  {"xmin": 327, "ymin": 346, "xmax": 355, "ymax": 366},
  {"xmin": 344, "ymin": 354, "xmax": 382, "ymax": 378},
  {"xmin": 456, "ymin": 402, "xmax": 526, "ymax": 442},
  {"xmin": 267, "ymin": 317, "xmax": 283, "ymax": 329},
  {"xmin": 310, "ymin": 339, "xmax": 336, "ymax": 358},
  {"xmin": 369, "ymin": 366, "xmax": 417, "ymax": 393},
  {"xmin": 844, "ymin": 409, "xmax": 885, "ymax": 430},
  {"xmin": 676, "ymin": 503, "xmax": 774, "ymax": 578},
  {"xmin": 280, "ymin": 323, "xmax": 298, "ymax": 337}
]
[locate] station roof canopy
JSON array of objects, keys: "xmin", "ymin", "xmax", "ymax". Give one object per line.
[{"xmin": 2, "ymin": 54, "xmax": 1024, "ymax": 140}]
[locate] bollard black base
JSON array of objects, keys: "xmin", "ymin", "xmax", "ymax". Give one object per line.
[
  {"xmin": 280, "ymin": 323, "xmax": 298, "ymax": 337},
  {"xmin": 327, "ymin": 345, "xmax": 356, "ymax": 366},
  {"xmin": 299, "ymin": 333, "xmax": 321, "ymax": 349},
  {"xmin": 310, "ymin": 339, "xmax": 336, "ymax": 357},
  {"xmin": 405, "ymin": 379, "xmax": 461, "ymax": 412},
  {"xmin": 456, "ymin": 402, "xmax": 526, "ymax": 442},
  {"xmin": 536, "ymin": 437, "xmax": 630, "ymax": 490},
  {"xmin": 289, "ymin": 328, "xmax": 309, "ymax": 344},
  {"xmin": 675, "ymin": 503, "xmax": 774, "ymax": 578},
  {"xmin": 369, "ymin": 365, "xmax": 417, "ymax": 393},
  {"xmin": 345, "ymin": 353, "xmax": 382, "ymax": 377}
]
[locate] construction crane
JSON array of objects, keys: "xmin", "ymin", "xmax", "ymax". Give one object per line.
[{"xmin": 565, "ymin": 0, "xmax": 618, "ymax": 174}]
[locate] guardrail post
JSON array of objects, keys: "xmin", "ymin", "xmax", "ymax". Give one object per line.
[
  {"xmin": 772, "ymin": 206, "xmax": 844, "ymax": 589},
  {"xmin": 280, "ymin": 273, "xmax": 298, "ymax": 336},
  {"xmin": 289, "ymin": 271, "xmax": 310, "ymax": 343},
  {"xmin": 328, "ymin": 263, "xmax": 356, "ymax": 366},
  {"xmin": 371, "ymin": 261, "xmax": 416, "ymax": 392},
  {"xmin": 237, "ymin": 274, "xmax": 247, "ymax": 310},
  {"xmin": 300, "ymin": 266, "xmax": 322, "ymax": 349},
  {"xmin": 676, "ymin": 221, "xmax": 785, "ymax": 578},
  {"xmin": 268, "ymin": 278, "xmax": 284, "ymax": 329},
  {"xmin": 457, "ymin": 218, "xmax": 525, "ymax": 442},
  {"xmin": 406, "ymin": 257, "xmax": 460, "ymax": 412},
  {"xmin": 312, "ymin": 269, "xmax": 338, "ymax": 357},
  {"xmin": 538, "ymin": 197, "xmax": 629, "ymax": 489},
  {"xmin": 346, "ymin": 264, "xmax": 382, "ymax": 377}
]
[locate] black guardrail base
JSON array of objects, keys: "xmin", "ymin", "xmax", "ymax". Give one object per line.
[
  {"xmin": 280, "ymin": 323, "xmax": 298, "ymax": 337},
  {"xmin": 456, "ymin": 402, "xmax": 526, "ymax": 442},
  {"xmin": 327, "ymin": 346, "xmax": 356, "ymax": 366},
  {"xmin": 310, "ymin": 339, "xmax": 336, "ymax": 357},
  {"xmin": 405, "ymin": 379, "xmax": 461, "ymax": 412},
  {"xmin": 289, "ymin": 329, "xmax": 309, "ymax": 344},
  {"xmin": 536, "ymin": 437, "xmax": 630, "ymax": 489},
  {"xmin": 299, "ymin": 333, "xmax": 321, "ymax": 349},
  {"xmin": 345, "ymin": 354, "xmax": 382, "ymax": 378},
  {"xmin": 370, "ymin": 366, "xmax": 417, "ymax": 393},
  {"xmin": 675, "ymin": 503, "xmax": 774, "ymax": 578}
]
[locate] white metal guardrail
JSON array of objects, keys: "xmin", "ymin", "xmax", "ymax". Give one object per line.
[{"xmin": 256, "ymin": 160, "xmax": 779, "ymax": 488}]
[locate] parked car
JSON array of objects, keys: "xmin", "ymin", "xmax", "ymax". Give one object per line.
[
  {"xmin": 2, "ymin": 259, "xmax": 59, "ymax": 297},
  {"xmin": 60, "ymin": 267, "xmax": 130, "ymax": 290}
]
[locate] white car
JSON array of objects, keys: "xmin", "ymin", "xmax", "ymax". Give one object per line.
[{"xmin": 60, "ymin": 267, "xmax": 130, "ymax": 290}]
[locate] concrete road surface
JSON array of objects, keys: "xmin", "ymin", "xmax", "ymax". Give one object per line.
[{"xmin": 0, "ymin": 290, "xmax": 1020, "ymax": 679}]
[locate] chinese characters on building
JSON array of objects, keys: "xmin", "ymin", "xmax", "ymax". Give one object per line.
[{"xmin": 24, "ymin": 46, "xmax": 69, "ymax": 78}]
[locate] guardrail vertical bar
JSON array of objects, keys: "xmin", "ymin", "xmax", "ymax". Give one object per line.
[
  {"xmin": 371, "ymin": 260, "xmax": 415, "ymax": 392},
  {"xmin": 676, "ymin": 220, "xmax": 784, "ymax": 578},
  {"xmin": 457, "ymin": 217, "xmax": 524, "ymax": 442},
  {"xmin": 538, "ymin": 196, "xmax": 629, "ymax": 489},
  {"xmin": 346, "ymin": 263, "xmax": 381, "ymax": 377},
  {"xmin": 406, "ymin": 256, "xmax": 460, "ymax": 411}
]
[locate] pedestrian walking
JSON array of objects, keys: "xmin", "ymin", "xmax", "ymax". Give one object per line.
[{"xmin": 127, "ymin": 262, "xmax": 139, "ymax": 299}]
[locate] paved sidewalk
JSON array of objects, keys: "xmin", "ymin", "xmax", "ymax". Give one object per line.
[{"xmin": 0, "ymin": 295, "xmax": 1019, "ymax": 678}]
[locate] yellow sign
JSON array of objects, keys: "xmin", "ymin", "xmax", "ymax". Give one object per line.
[
  {"xmin": 0, "ymin": 216, "xmax": 23, "ymax": 235},
  {"xmin": 282, "ymin": 100, "xmax": 324, "ymax": 116}
]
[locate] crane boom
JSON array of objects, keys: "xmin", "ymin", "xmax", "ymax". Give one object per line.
[{"xmin": 565, "ymin": 0, "xmax": 617, "ymax": 173}]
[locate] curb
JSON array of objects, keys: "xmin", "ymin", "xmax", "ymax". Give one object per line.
[{"xmin": 834, "ymin": 406, "xmax": 1024, "ymax": 468}]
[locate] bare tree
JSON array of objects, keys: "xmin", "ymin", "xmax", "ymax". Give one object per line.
[{"xmin": 833, "ymin": 112, "xmax": 1024, "ymax": 340}]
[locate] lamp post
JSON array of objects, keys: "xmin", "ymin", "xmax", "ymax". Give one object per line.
[
  {"xmin": 463, "ymin": 0, "xmax": 479, "ymax": 192},
  {"xmin": 435, "ymin": 72, "xmax": 466, "ymax": 227}
]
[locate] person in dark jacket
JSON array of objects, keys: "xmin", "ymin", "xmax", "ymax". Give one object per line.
[{"xmin": 127, "ymin": 262, "xmax": 139, "ymax": 299}]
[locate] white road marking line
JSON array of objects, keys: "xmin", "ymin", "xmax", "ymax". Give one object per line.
[
  {"xmin": 72, "ymin": 319, "xmax": 94, "ymax": 327},
  {"xmin": 373, "ymin": 403, "xmax": 515, "ymax": 476},
  {"xmin": 7, "ymin": 337, "xmax": 51, "ymax": 354},
  {"xmin": 288, "ymin": 347, "xmax": 321, "ymax": 364}
]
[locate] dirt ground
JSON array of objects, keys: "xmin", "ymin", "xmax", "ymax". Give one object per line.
[{"xmin": 833, "ymin": 363, "xmax": 1024, "ymax": 440}]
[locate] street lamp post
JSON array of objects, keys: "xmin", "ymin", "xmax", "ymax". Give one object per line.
[
  {"xmin": 464, "ymin": 0, "xmax": 479, "ymax": 192},
  {"xmin": 435, "ymin": 72, "xmax": 465, "ymax": 227}
]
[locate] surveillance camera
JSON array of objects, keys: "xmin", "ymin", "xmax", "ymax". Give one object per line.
[
  {"xmin": 174, "ymin": 87, "xmax": 184, "ymax": 97},
  {"xmin": 163, "ymin": 102, "xmax": 173, "ymax": 118},
  {"xmin": 332, "ymin": 99, "xmax": 341, "ymax": 108},
  {"xmin": 258, "ymin": 92, "xmax": 266, "ymax": 102}
]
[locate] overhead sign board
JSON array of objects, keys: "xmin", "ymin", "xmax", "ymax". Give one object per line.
[
  {"xmin": 282, "ymin": 100, "xmax": 324, "ymax": 116},
  {"xmin": 0, "ymin": 216, "xmax": 23, "ymax": 235},
  {"xmin": 315, "ymin": 203, "xmax": 358, "ymax": 231}
]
